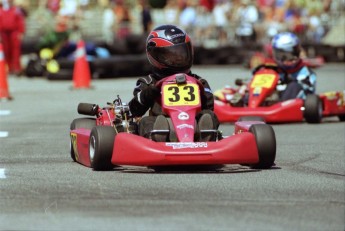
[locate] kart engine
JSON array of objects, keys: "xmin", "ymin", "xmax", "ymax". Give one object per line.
[{"xmin": 112, "ymin": 96, "xmax": 138, "ymax": 134}]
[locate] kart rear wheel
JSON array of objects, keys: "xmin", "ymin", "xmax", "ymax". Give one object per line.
[
  {"xmin": 77, "ymin": 103, "xmax": 98, "ymax": 116},
  {"xmin": 70, "ymin": 118, "xmax": 96, "ymax": 161},
  {"xmin": 304, "ymin": 94, "xmax": 322, "ymax": 123},
  {"xmin": 338, "ymin": 114, "xmax": 345, "ymax": 121},
  {"xmin": 249, "ymin": 124, "xmax": 276, "ymax": 169},
  {"xmin": 238, "ymin": 116, "xmax": 265, "ymax": 122},
  {"xmin": 89, "ymin": 126, "xmax": 116, "ymax": 171}
]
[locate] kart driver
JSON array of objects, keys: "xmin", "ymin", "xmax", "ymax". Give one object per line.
[
  {"xmin": 128, "ymin": 24, "xmax": 219, "ymax": 142},
  {"xmin": 269, "ymin": 31, "xmax": 317, "ymax": 101}
]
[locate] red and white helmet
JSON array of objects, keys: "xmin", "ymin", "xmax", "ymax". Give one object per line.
[{"xmin": 146, "ymin": 25, "xmax": 193, "ymax": 74}]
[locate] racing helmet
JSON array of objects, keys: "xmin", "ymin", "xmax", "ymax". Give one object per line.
[
  {"xmin": 271, "ymin": 32, "xmax": 301, "ymax": 69},
  {"xmin": 146, "ymin": 25, "xmax": 193, "ymax": 74}
]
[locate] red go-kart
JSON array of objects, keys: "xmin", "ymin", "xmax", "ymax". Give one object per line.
[
  {"xmin": 70, "ymin": 74, "xmax": 276, "ymax": 171},
  {"xmin": 214, "ymin": 65, "xmax": 345, "ymax": 123}
]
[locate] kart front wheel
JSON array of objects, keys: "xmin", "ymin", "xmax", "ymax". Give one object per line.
[
  {"xmin": 89, "ymin": 126, "xmax": 116, "ymax": 171},
  {"xmin": 70, "ymin": 118, "xmax": 96, "ymax": 161},
  {"xmin": 304, "ymin": 94, "xmax": 322, "ymax": 123},
  {"xmin": 249, "ymin": 124, "xmax": 276, "ymax": 169}
]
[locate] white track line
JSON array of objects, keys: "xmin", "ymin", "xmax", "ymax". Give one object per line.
[
  {"xmin": 0, "ymin": 110, "xmax": 11, "ymax": 115},
  {"xmin": 0, "ymin": 110, "xmax": 10, "ymax": 138},
  {"xmin": 0, "ymin": 131, "xmax": 8, "ymax": 137},
  {"xmin": 0, "ymin": 169, "xmax": 6, "ymax": 179}
]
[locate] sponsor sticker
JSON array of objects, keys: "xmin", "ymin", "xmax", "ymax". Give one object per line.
[
  {"xmin": 70, "ymin": 133, "xmax": 79, "ymax": 161},
  {"xmin": 176, "ymin": 124, "xmax": 194, "ymax": 130},
  {"xmin": 178, "ymin": 112, "xmax": 189, "ymax": 120},
  {"xmin": 166, "ymin": 142, "xmax": 208, "ymax": 149},
  {"xmin": 253, "ymin": 87, "xmax": 262, "ymax": 95}
]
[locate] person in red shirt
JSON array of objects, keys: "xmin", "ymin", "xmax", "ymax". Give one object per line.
[
  {"xmin": 199, "ymin": 0, "xmax": 214, "ymax": 12},
  {"xmin": 0, "ymin": 0, "xmax": 25, "ymax": 75}
]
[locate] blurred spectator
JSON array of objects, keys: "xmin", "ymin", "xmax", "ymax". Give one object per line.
[
  {"xmin": 284, "ymin": 1, "xmax": 307, "ymax": 40},
  {"xmin": 59, "ymin": 0, "xmax": 78, "ymax": 16},
  {"xmin": 273, "ymin": 0, "xmax": 287, "ymax": 22},
  {"xmin": 139, "ymin": 0, "xmax": 153, "ymax": 34},
  {"xmin": 194, "ymin": 3, "xmax": 213, "ymax": 45},
  {"xmin": 58, "ymin": 0, "xmax": 85, "ymax": 31},
  {"xmin": 79, "ymin": 0, "xmax": 90, "ymax": 11},
  {"xmin": 17, "ymin": 0, "xmax": 342, "ymax": 53},
  {"xmin": 256, "ymin": 0, "xmax": 275, "ymax": 15},
  {"xmin": 212, "ymin": 0, "xmax": 232, "ymax": 45},
  {"xmin": 37, "ymin": 14, "xmax": 110, "ymax": 60},
  {"xmin": 164, "ymin": 0, "xmax": 180, "ymax": 25},
  {"xmin": 234, "ymin": 0, "xmax": 259, "ymax": 44},
  {"xmin": 200, "ymin": 0, "xmax": 215, "ymax": 12},
  {"xmin": 37, "ymin": 14, "xmax": 72, "ymax": 58},
  {"xmin": 299, "ymin": 0, "xmax": 325, "ymax": 43},
  {"xmin": 46, "ymin": 0, "xmax": 60, "ymax": 15},
  {"xmin": 259, "ymin": 4, "xmax": 286, "ymax": 43},
  {"xmin": 304, "ymin": 0, "xmax": 323, "ymax": 16},
  {"xmin": 306, "ymin": 10, "xmax": 325, "ymax": 43},
  {"xmin": 179, "ymin": 0, "xmax": 197, "ymax": 34},
  {"xmin": 102, "ymin": 1, "xmax": 115, "ymax": 44},
  {"xmin": 113, "ymin": 0, "xmax": 132, "ymax": 39},
  {"xmin": 0, "ymin": 0, "xmax": 26, "ymax": 75},
  {"xmin": 255, "ymin": 0, "xmax": 274, "ymax": 40},
  {"xmin": 14, "ymin": 0, "xmax": 29, "ymax": 17}
]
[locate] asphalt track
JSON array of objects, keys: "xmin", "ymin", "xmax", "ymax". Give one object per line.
[{"xmin": 0, "ymin": 64, "xmax": 344, "ymax": 231}]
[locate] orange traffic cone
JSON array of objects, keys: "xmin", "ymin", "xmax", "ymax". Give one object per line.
[
  {"xmin": 72, "ymin": 40, "xmax": 91, "ymax": 89},
  {"xmin": 0, "ymin": 43, "xmax": 12, "ymax": 100}
]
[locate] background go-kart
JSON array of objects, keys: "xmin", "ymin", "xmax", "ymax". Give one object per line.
[{"xmin": 0, "ymin": 64, "xmax": 344, "ymax": 231}]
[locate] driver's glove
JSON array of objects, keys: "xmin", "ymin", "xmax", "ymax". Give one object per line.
[
  {"xmin": 139, "ymin": 85, "xmax": 161, "ymax": 105},
  {"xmin": 298, "ymin": 76, "xmax": 314, "ymax": 93}
]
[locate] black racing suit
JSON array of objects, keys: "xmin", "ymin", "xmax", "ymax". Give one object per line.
[{"xmin": 128, "ymin": 71, "xmax": 219, "ymax": 137}]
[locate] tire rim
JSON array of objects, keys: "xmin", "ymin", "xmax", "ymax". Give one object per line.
[{"xmin": 89, "ymin": 136, "xmax": 96, "ymax": 162}]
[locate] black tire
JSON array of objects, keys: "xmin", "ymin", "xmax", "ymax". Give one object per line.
[
  {"xmin": 89, "ymin": 126, "xmax": 116, "ymax": 171},
  {"xmin": 238, "ymin": 116, "xmax": 265, "ymax": 122},
  {"xmin": 46, "ymin": 69, "xmax": 73, "ymax": 80},
  {"xmin": 70, "ymin": 118, "xmax": 96, "ymax": 161},
  {"xmin": 77, "ymin": 103, "xmax": 99, "ymax": 116},
  {"xmin": 249, "ymin": 124, "xmax": 276, "ymax": 169},
  {"xmin": 25, "ymin": 57, "xmax": 45, "ymax": 77},
  {"xmin": 338, "ymin": 114, "xmax": 345, "ymax": 121},
  {"xmin": 58, "ymin": 58, "xmax": 75, "ymax": 69},
  {"xmin": 304, "ymin": 94, "xmax": 322, "ymax": 124}
]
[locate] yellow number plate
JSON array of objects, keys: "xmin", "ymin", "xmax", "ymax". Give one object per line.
[
  {"xmin": 250, "ymin": 74, "xmax": 276, "ymax": 88},
  {"xmin": 163, "ymin": 83, "xmax": 200, "ymax": 106}
]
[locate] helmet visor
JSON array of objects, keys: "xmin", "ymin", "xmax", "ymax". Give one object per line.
[
  {"xmin": 149, "ymin": 42, "xmax": 193, "ymax": 69},
  {"xmin": 273, "ymin": 49, "xmax": 299, "ymax": 62}
]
